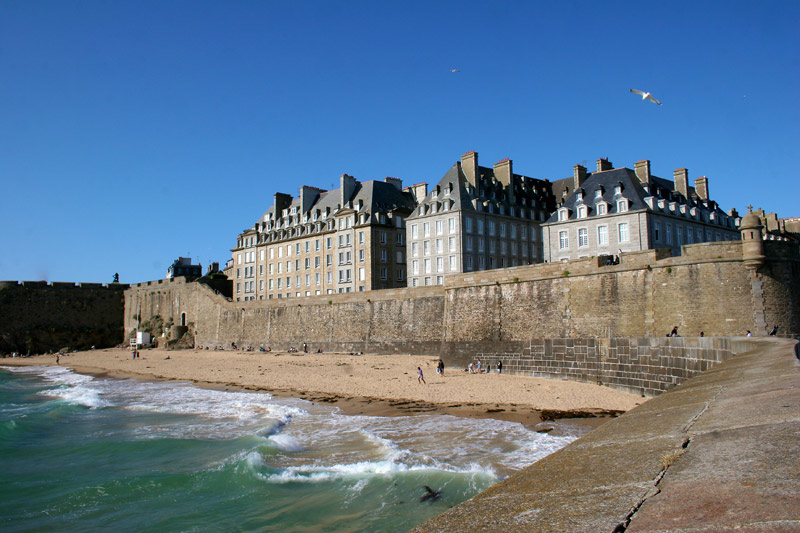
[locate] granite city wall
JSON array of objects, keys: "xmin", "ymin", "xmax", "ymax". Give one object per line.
[
  {"xmin": 124, "ymin": 240, "xmax": 799, "ymax": 394},
  {"xmin": 0, "ymin": 281, "xmax": 128, "ymax": 354}
]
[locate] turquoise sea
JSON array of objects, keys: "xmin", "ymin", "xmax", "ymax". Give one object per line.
[{"xmin": 0, "ymin": 365, "xmax": 580, "ymax": 532}]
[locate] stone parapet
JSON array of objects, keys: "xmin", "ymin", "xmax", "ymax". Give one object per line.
[{"xmin": 413, "ymin": 337, "xmax": 800, "ymax": 532}]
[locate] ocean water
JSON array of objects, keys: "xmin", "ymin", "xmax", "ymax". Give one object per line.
[{"xmin": 0, "ymin": 366, "xmax": 580, "ymax": 532}]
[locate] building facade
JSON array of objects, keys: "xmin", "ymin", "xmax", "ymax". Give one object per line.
[
  {"xmin": 405, "ymin": 151, "xmax": 557, "ymax": 287},
  {"xmin": 231, "ymin": 174, "xmax": 415, "ymax": 301},
  {"xmin": 541, "ymin": 158, "xmax": 741, "ymax": 262},
  {"xmin": 167, "ymin": 257, "xmax": 202, "ymax": 280}
]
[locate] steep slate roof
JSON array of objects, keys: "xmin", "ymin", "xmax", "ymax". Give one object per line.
[
  {"xmin": 253, "ymin": 178, "xmax": 415, "ymax": 230},
  {"xmin": 350, "ymin": 180, "xmax": 416, "ymax": 214},
  {"xmin": 544, "ymin": 168, "xmax": 649, "ymax": 223},
  {"xmin": 544, "ymin": 167, "xmax": 730, "ymax": 224},
  {"xmin": 406, "ymin": 162, "xmax": 554, "ymax": 221}
]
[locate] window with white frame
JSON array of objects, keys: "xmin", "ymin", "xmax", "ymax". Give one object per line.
[
  {"xmin": 559, "ymin": 231, "xmax": 569, "ymax": 249},
  {"xmin": 578, "ymin": 228, "xmax": 588, "ymax": 247},
  {"xmin": 618, "ymin": 222, "xmax": 629, "ymax": 242},
  {"xmin": 617, "ymin": 199, "xmax": 628, "ymax": 212},
  {"xmin": 598, "ymin": 225, "xmax": 608, "ymax": 246}
]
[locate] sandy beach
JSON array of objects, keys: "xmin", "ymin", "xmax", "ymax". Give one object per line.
[{"xmin": 2, "ymin": 348, "xmax": 644, "ymax": 429}]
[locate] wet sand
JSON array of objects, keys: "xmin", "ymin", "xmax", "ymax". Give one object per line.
[{"xmin": 3, "ymin": 348, "xmax": 645, "ymax": 431}]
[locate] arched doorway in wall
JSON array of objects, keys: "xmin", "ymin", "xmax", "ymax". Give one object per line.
[{"xmin": 181, "ymin": 313, "xmax": 186, "ymax": 327}]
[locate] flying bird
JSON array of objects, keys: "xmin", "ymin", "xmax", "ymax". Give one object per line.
[
  {"xmin": 420, "ymin": 486, "xmax": 442, "ymax": 502},
  {"xmin": 450, "ymin": 68, "xmax": 460, "ymax": 73},
  {"xmin": 630, "ymin": 89, "xmax": 662, "ymax": 105}
]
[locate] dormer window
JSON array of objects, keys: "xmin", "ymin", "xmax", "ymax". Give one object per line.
[
  {"xmin": 617, "ymin": 199, "xmax": 629, "ymax": 212},
  {"xmin": 577, "ymin": 206, "xmax": 588, "ymax": 219},
  {"xmin": 594, "ymin": 187, "xmax": 604, "ymax": 198},
  {"xmin": 614, "ymin": 183, "xmax": 623, "ymax": 195},
  {"xmin": 557, "ymin": 207, "xmax": 569, "ymax": 221},
  {"xmin": 576, "ymin": 190, "xmax": 584, "ymax": 201},
  {"xmin": 596, "ymin": 203, "xmax": 607, "ymax": 215}
]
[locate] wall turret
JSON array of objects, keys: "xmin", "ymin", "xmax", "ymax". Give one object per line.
[{"xmin": 740, "ymin": 208, "xmax": 765, "ymax": 270}]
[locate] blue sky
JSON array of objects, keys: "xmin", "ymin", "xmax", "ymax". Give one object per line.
[{"xmin": 1, "ymin": 1, "xmax": 797, "ymax": 284}]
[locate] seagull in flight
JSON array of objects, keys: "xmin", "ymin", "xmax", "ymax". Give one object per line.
[
  {"xmin": 630, "ymin": 89, "xmax": 662, "ymax": 105},
  {"xmin": 450, "ymin": 68, "xmax": 460, "ymax": 73}
]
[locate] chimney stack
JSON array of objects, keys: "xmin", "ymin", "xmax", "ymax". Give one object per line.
[
  {"xmin": 299, "ymin": 185, "xmax": 321, "ymax": 214},
  {"xmin": 494, "ymin": 158, "xmax": 514, "ymax": 204},
  {"xmin": 405, "ymin": 183, "xmax": 428, "ymax": 204},
  {"xmin": 274, "ymin": 192, "xmax": 292, "ymax": 215},
  {"xmin": 384, "ymin": 177, "xmax": 402, "ymax": 190},
  {"xmin": 634, "ymin": 160, "xmax": 651, "ymax": 186},
  {"xmin": 573, "ymin": 164, "xmax": 588, "ymax": 191},
  {"xmin": 596, "ymin": 158, "xmax": 613, "ymax": 172},
  {"xmin": 461, "ymin": 151, "xmax": 479, "ymax": 194},
  {"xmin": 340, "ymin": 174, "xmax": 357, "ymax": 206},
  {"xmin": 694, "ymin": 176, "xmax": 709, "ymax": 200},
  {"xmin": 673, "ymin": 168, "xmax": 689, "ymax": 198}
]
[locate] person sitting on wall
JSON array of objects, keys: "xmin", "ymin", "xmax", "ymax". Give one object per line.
[{"xmin": 769, "ymin": 325, "xmax": 779, "ymax": 336}]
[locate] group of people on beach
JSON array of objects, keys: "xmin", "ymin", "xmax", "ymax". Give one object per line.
[
  {"xmin": 467, "ymin": 359, "xmax": 502, "ymax": 374},
  {"xmin": 417, "ymin": 358, "xmax": 504, "ymax": 384}
]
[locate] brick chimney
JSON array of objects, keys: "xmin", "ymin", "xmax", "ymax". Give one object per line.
[
  {"xmin": 596, "ymin": 158, "xmax": 613, "ymax": 172},
  {"xmin": 494, "ymin": 158, "xmax": 514, "ymax": 204},
  {"xmin": 461, "ymin": 151, "xmax": 479, "ymax": 194},
  {"xmin": 694, "ymin": 176, "xmax": 709, "ymax": 200},
  {"xmin": 634, "ymin": 160, "xmax": 651, "ymax": 186},
  {"xmin": 573, "ymin": 164, "xmax": 588, "ymax": 191},
  {"xmin": 673, "ymin": 168, "xmax": 689, "ymax": 198},
  {"xmin": 340, "ymin": 174, "xmax": 357, "ymax": 206}
]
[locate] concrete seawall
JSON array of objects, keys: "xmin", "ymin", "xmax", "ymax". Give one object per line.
[{"xmin": 414, "ymin": 337, "xmax": 800, "ymax": 531}]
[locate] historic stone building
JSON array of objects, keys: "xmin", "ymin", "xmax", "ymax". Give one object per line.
[
  {"xmin": 231, "ymin": 174, "xmax": 415, "ymax": 301},
  {"xmin": 404, "ymin": 151, "xmax": 557, "ymax": 286},
  {"xmin": 541, "ymin": 158, "xmax": 741, "ymax": 262}
]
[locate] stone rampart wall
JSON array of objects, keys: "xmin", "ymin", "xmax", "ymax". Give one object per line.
[
  {"xmin": 473, "ymin": 336, "xmax": 755, "ymax": 396},
  {"xmin": 124, "ymin": 240, "xmax": 799, "ymax": 393},
  {"xmin": 0, "ymin": 281, "xmax": 128, "ymax": 354}
]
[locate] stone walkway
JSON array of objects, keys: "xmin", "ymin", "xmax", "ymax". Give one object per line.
[{"xmin": 413, "ymin": 337, "xmax": 800, "ymax": 532}]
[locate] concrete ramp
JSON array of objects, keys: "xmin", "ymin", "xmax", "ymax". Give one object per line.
[{"xmin": 413, "ymin": 338, "xmax": 800, "ymax": 532}]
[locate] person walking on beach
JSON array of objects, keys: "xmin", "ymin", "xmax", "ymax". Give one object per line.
[
  {"xmin": 496, "ymin": 361, "xmax": 502, "ymax": 374},
  {"xmin": 417, "ymin": 367, "xmax": 426, "ymax": 384},
  {"xmin": 56, "ymin": 353, "xmax": 60, "ymax": 365},
  {"xmin": 437, "ymin": 359, "xmax": 444, "ymax": 376}
]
